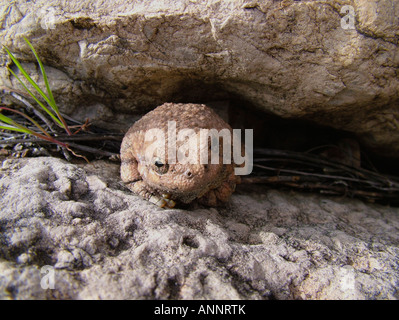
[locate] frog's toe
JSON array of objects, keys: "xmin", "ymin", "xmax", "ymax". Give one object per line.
[
  {"xmin": 149, "ymin": 195, "xmax": 167, "ymax": 208},
  {"xmin": 161, "ymin": 194, "xmax": 176, "ymax": 208},
  {"xmin": 165, "ymin": 198, "xmax": 176, "ymax": 208}
]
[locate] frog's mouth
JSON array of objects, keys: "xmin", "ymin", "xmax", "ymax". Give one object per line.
[{"xmin": 167, "ymin": 190, "xmax": 200, "ymax": 204}]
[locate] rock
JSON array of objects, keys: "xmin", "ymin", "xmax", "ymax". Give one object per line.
[
  {"xmin": 0, "ymin": 0, "xmax": 399, "ymax": 156},
  {"xmin": 1, "ymin": 157, "xmax": 399, "ymax": 299}
]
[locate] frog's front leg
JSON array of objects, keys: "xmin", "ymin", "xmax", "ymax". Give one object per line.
[
  {"xmin": 128, "ymin": 180, "xmax": 176, "ymax": 208},
  {"xmin": 121, "ymin": 151, "xmax": 175, "ymax": 208},
  {"xmin": 120, "ymin": 152, "xmax": 141, "ymax": 184},
  {"xmin": 198, "ymin": 171, "xmax": 239, "ymax": 206}
]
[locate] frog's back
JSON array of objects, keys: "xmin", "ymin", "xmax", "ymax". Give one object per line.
[{"xmin": 130, "ymin": 103, "xmax": 231, "ymax": 133}]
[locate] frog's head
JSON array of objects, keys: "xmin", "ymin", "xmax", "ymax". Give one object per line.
[{"xmin": 138, "ymin": 154, "xmax": 230, "ymax": 203}]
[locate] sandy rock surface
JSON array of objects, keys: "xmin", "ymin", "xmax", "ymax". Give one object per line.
[{"xmin": 0, "ymin": 157, "xmax": 398, "ymax": 299}]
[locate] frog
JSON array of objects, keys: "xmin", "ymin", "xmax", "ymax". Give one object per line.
[{"xmin": 120, "ymin": 103, "xmax": 240, "ymax": 208}]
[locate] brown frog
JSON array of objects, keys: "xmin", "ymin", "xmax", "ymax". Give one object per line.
[{"xmin": 120, "ymin": 103, "xmax": 240, "ymax": 208}]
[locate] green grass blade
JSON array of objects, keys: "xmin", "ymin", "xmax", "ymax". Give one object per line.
[
  {"xmin": 0, "ymin": 113, "xmax": 28, "ymax": 131},
  {"xmin": 6, "ymin": 67, "xmax": 64, "ymax": 128},
  {"xmin": 3, "ymin": 46, "xmax": 56, "ymax": 112},
  {"xmin": 0, "ymin": 121, "xmax": 66, "ymax": 148},
  {"xmin": 4, "ymin": 42, "xmax": 72, "ymax": 135},
  {"xmin": 23, "ymin": 37, "xmax": 58, "ymax": 111},
  {"xmin": 0, "ymin": 113, "xmax": 16, "ymax": 125},
  {"xmin": 0, "ymin": 113, "xmax": 33, "ymax": 134},
  {"xmin": 0, "ymin": 107, "xmax": 52, "ymax": 138},
  {"xmin": 0, "ymin": 124, "xmax": 31, "ymax": 133}
]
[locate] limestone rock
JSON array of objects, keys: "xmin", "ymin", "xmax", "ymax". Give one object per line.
[
  {"xmin": 0, "ymin": 157, "xmax": 399, "ymax": 299},
  {"xmin": 0, "ymin": 0, "xmax": 398, "ymax": 156}
]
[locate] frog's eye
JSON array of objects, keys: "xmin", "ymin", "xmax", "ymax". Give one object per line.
[
  {"xmin": 155, "ymin": 160, "xmax": 164, "ymax": 167},
  {"xmin": 153, "ymin": 159, "xmax": 169, "ymax": 175}
]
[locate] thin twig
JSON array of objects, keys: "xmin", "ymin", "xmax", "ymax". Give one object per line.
[
  {"xmin": 54, "ymin": 134, "xmax": 124, "ymax": 142},
  {"xmin": 253, "ymin": 164, "xmax": 382, "ymax": 188},
  {"xmin": 0, "ymin": 134, "xmax": 123, "ymax": 145},
  {"xmin": 0, "ymin": 135, "xmax": 118, "ymax": 157},
  {"xmin": 60, "ymin": 146, "xmax": 73, "ymax": 161},
  {"xmin": 66, "ymin": 142, "xmax": 118, "ymax": 157},
  {"xmin": 240, "ymin": 176, "xmax": 399, "ymax": 201},
  {"xmin": 254, "ymin": 148, "xmax": 399, "ymax": 188},
  {"xmin": 12, "ymin": 92, "xmax": 56, "ymax": 133}
]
